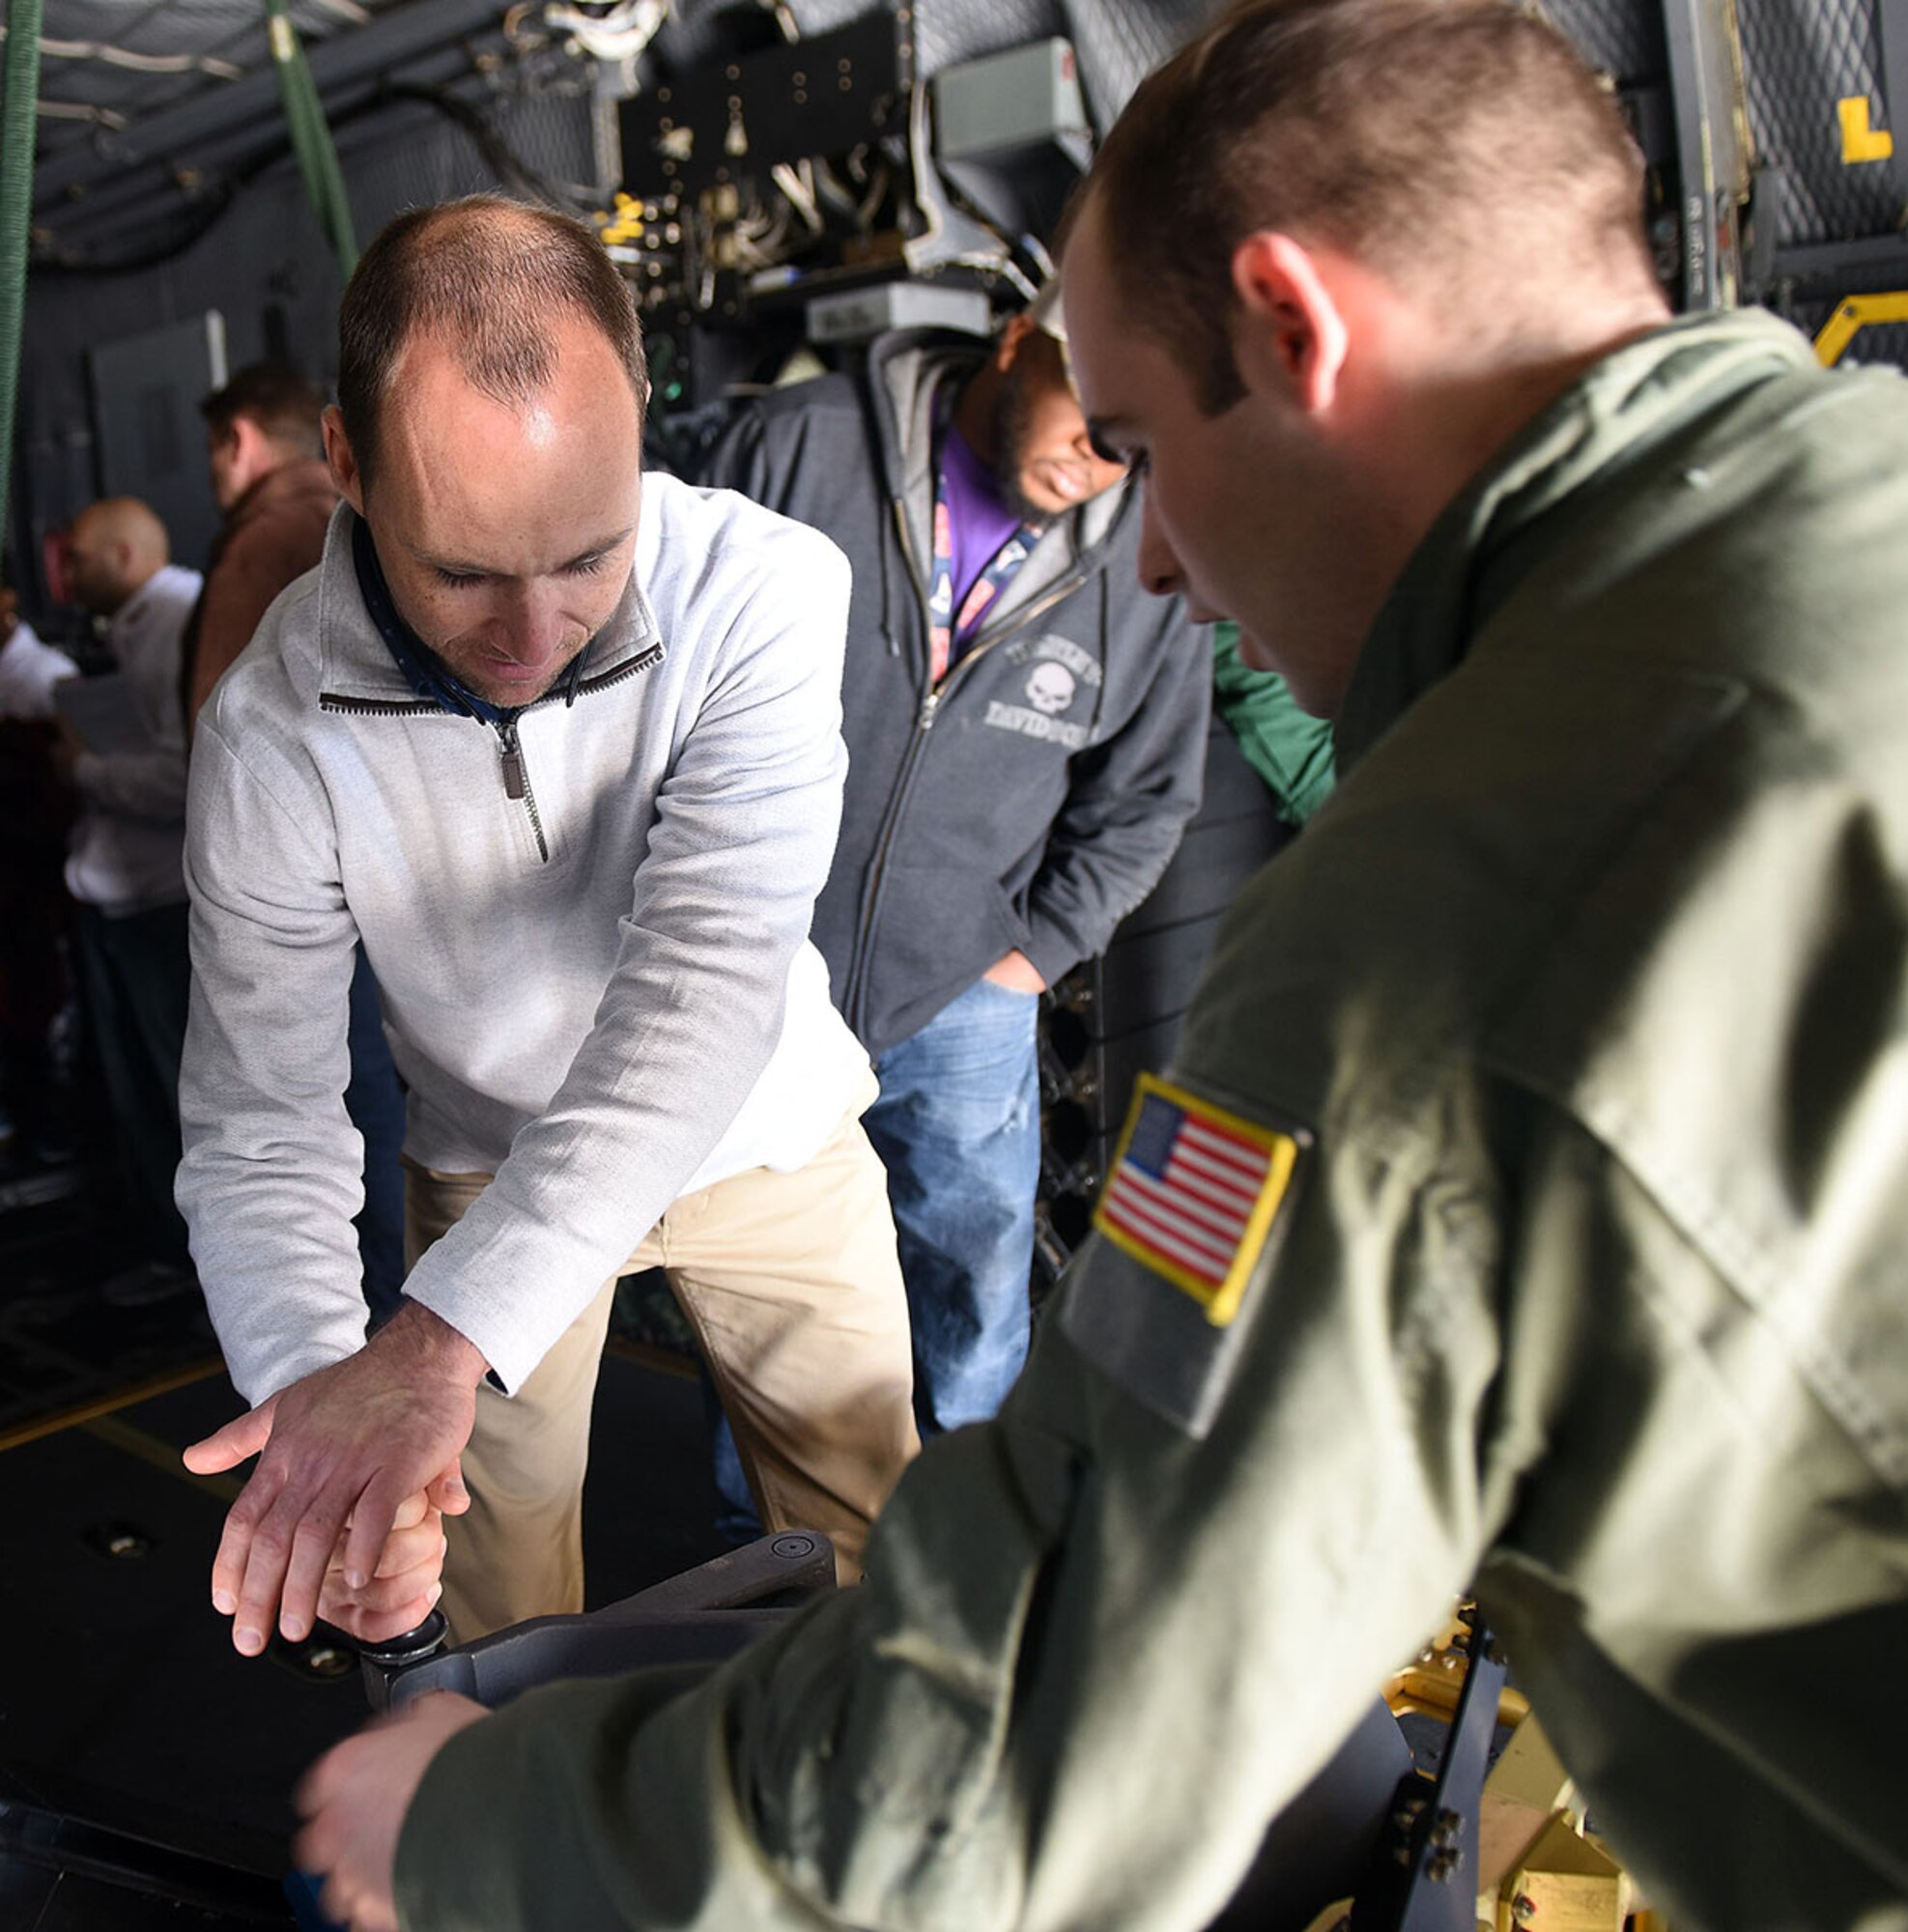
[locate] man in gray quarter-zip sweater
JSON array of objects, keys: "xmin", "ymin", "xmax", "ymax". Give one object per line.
[
  {"xmin": 175, "ymin": 197, "xmax": 918, "ymax": 1661},
  {"xmin": 702, "ymin": 293, "xmax": 1211, "ymax": 1441}
]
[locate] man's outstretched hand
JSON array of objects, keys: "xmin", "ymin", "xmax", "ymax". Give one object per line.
[
  {"xmin": 296, "ymin": 1691, "xmax": 490, "ymax": 1932},
  {"xmin": 184, "ymin": 1302, "xmax": 488, "ymax": 1656}
]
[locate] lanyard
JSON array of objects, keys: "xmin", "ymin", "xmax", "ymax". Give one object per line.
[{"xmin": 926, "ymin": 403, "xmax": 1041, "ymax": 685}]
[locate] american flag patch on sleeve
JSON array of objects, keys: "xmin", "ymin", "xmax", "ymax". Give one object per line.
[{"xmin": 1093, "ymin": 1073, "xmax": 1303, "ymax": 1325}]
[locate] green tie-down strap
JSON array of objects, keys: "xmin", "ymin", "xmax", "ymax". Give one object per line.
[
  {"xmin": 265, "ymin": 0, "xmax": 358, "ymax": 278},
  {"xmin": 0, "ymin": 0, "xmax": 45, "ymax": 542}
]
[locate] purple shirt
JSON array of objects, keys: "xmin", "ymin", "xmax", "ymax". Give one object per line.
[{"xmin": 939, "ymin": 422, "xmax": 1024, "ymax": 647}]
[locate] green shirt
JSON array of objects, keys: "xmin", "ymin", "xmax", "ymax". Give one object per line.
[
  {"xmin": 396, "ymin": 310, "xmax": 1908, "ymax": 1932},
  {"xmin": 1210, "ymin": 620, "xmax": 1335, "ymax": 825}
]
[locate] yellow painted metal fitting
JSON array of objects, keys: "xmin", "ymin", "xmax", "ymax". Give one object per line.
[{"xmin": 1814, "ymin": 292, "xmax": 1908, "ymax": 365}]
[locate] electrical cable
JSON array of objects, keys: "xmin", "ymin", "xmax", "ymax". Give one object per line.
[
  {"xmin": 543, "ymin": 0, "xmax": 668, "ymax": 65},
  {"xmin": 35, "ymin": 98, "xmax": 126, "ymax": 128},
  {"xmin": 25, "ymin": 32, "xmax": 242, "ymax": 79}
]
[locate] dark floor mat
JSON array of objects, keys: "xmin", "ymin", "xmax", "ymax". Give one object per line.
[
  {"xmin": 0, "ymin": 1349, "xmax": 730, "ymax": 1898},
  {"xmin": 0, "ymin": 1185, "xmax": 219, "ymax": 1439}
]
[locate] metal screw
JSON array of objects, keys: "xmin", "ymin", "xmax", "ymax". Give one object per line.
[
  {"xmin": 1427, "ymin": 1808, "xmax": 1462, "ymax": 1850},
  {"xmin": 1426, "ymin": 1848, "xmax": 1465, "ymax": 1883},
  {"xmin": 771, "ymin": 1533, "xmax": 817, "ymax": 1559}
]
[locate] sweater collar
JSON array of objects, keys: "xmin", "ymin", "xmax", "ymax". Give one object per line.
[{"xmin": 1335, "ymin": 308, "xmax": 1816, "ymax": 773}]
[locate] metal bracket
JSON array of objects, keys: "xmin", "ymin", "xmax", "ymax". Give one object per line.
[
  {"xmin": 1353, "ymin": 1611, "xmax": 1510, "ymax": 1932},
  {"xmin": 1812, "ymin": 289, "xmax": 1908, "ymax": 364},
  {"xmin": 361, "ymin": 1530, "xmax": 836, "ymax": 1714},
  {"xmin": 1659, "ymin": 0, "xmax": 1752, "ymax": 310}
]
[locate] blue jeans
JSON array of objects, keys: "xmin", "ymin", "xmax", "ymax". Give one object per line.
[
  {"xmin": 867, "ymin": 975, "xmax": 1041, "ymax": 1434},
  {"xmin": 709, "ymin": 975, "xmax": 1040, "ymax": 1539}
]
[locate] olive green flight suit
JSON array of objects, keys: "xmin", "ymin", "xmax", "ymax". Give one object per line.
[{"xmin": 396, "ymin": 311, "xmax": 1908, "ymax": 1931}]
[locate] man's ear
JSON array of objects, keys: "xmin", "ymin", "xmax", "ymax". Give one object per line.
[
  {"xmin": 993, "ymin": 311, "xmax": 1041, "ymax": 374},
  {"xmin": 229, "ymin": 413, "xmax": 272, "ymax": 477},
  {"xmin": 1229, "ymin": 231, "xmax": 1351, "ymax": 416},
  {"xmin": 322, "ymin": 405, "xmax": 365, "ymax": 516}
]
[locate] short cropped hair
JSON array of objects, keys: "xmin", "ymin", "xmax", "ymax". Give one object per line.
[
  {"xmin": 1085, "ymin": 0, "xmax": 1656, "ymax": 413},
  {"xmin": 201, "ymin": 362, "xmax": 327, "ymax": 458},
  {"xmin": 336, "ymin": 195, "xmax": 648, "ymax": 485}
]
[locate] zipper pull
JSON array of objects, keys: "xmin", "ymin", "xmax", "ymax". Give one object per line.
[
  {"xmin": 918, "ymin": 691, "xmax": 941, "ymax": 731},
  {"xmin": 496, "ymin": 718, "xmax": 527, "ymax": 800}
]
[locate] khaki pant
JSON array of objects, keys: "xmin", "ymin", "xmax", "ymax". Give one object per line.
[{"xmin": 406, "ymin": 1082, "xmax": 919, "ymax": 1641}]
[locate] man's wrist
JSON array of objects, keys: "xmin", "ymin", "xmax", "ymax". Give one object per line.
[{"xmin": 381, "ymin": 1298, "xmax": 492, "ymax": 1385}]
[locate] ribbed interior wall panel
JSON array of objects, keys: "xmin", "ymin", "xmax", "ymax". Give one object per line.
[
  {"xmin": 1739, "ymin": 0, "xmax": 1900, "ymax": 245},
  {"xmin": 15, "ymin": 85, "xmax": 598, "ymax": 583}
]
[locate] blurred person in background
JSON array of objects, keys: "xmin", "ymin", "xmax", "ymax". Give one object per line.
[{"xmin": 61, "ymin": 498, "xmax": 201, "ymax": 1288}]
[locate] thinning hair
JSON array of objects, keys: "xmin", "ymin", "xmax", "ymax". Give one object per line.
[
  {"xmin": 78, "ymin": 496, "xmax": 169, "ymax": 568},
  {"xmin": 1083, "ymin": 0, "xmax": 1658, "ymax": 413},
  {"xmin": 201, "ymin": 362, "xmax": 327, "ymax": 458},
  {"xmin": 336, "ymin": 195, "xmax": 648, "ymax": 485}
]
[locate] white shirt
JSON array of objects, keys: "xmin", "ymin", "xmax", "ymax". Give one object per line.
[
  {"xmin": 0, "ymin": 618, "xmax": 77, "ymax": 719},
  {"xmin": 65, "ymin": 562, "xmax": 202, "ymax": 914}
]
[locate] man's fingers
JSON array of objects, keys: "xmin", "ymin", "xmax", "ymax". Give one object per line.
[
  {"xmin": 278, "ymin": 1507, "xmax": 351, "ymax": 1644},
  {"xmin": 232, "ymin": 1485, "xmax": 347, "ymax": 1656},
  {"xmin": 366, "ymin": 1491, "xmax": 432, "ymax": 1536},
  {"xmin": 318, "ymin": 1507, "xmax": 445, "ymax": 1640},
  {"xmin": 368, "ymin": 1511, "xmax": 442, "ymax": 1580},
  {"xmin": 338, "ymin": 1479, "xmax": 407, "ymax": 1595},
  {"xmin": 207, "ymin": 1464, "xmax": 281, "ymax": 1619},
  {"xmin": 195, "ymin": 1399, "xmax": 282, "ymax": 1621},
  {"xmin": 295, "ymin": 1727, "xmax": 378, "ymax": 1819},
  {"xmin": 322, "ymin": 1582, "xmax": 443, "ymax": 1646},
  {"xmin": 183, "ymin": 1399, "xmax": 275, "ymax": 1477},
  {"xmin": 354, "ymin": 1547, "xmax": 442, "ymax": 1611},
  {"xmin": 425, "ymin": 1458, "xmax": 469, "ymax": 1517}
]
